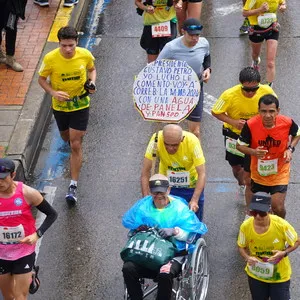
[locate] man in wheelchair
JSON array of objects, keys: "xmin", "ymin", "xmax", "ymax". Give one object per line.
[{"xmin": 121, "ymin": 174, "xmax": 208, "ymax": 300}]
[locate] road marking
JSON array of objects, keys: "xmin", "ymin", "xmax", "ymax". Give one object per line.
[
  {"xmin": 34, "ymin": 186, "xmax": 57, "ymax": 260},
  {"xmin": 48, "ymin": 4, "xmax": 74, "ymax": 42},
  {"xmin": 203, "ymin": 92, "xmax": 217, "ymax": 115},
  {"xmin": 215, "ymin": 3, "xmax": 242, "ymax": 16}
]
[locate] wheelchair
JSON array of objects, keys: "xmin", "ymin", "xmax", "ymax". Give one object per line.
[{"xmin": 124, "ymin": 237, "xmax": 209, "ymax": 300}]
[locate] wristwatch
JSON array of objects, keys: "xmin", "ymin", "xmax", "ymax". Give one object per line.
[
  {"xmin": 288, "ymin": 145, "xmax": 295, "ymax": 153},
  {"xmin": 36, "ymin": 229, "xmax": 43, "ymax": 238}
]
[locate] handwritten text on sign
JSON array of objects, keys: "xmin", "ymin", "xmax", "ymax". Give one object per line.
[{"xmin": 133, "ymin": 59, "xmax": 200, "ymax": 123}]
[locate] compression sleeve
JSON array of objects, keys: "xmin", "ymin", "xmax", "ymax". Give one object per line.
[
  {"xmin": 202, "ymin": 54, "xmax": 211, "ymax": 71},
  {"xmin": 36, "ymin": 199, "xmax": 58, "ymax": 235}
]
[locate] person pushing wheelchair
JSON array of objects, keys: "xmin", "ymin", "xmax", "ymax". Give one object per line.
[{"xmin": 121, "ymin": 174, "xmax": 207, "ymax": 300}]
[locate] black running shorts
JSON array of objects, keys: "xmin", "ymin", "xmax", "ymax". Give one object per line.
[
  {"xmin": 0, "ymin": 252, "xmax": 36, "ymax": 275},
  {"xmin": 53, "ymin": 107, "xmax": 89, "ymax": 132},
  {"xmin": 251, "ymin": 181, "xmax": 287, "ymax": 194},
  {"xmin": 140, "ymin": 22, "xmax": 177, "ymax": 55}
]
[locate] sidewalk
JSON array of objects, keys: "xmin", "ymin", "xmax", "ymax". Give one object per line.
[{"xmin": 0, "ymin": 0, "xmax": 90, "ymax": 179}]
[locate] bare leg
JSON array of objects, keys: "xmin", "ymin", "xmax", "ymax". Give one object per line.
[
  {"xmin": 14, "ymin": 273, "xmax": 32, "ymax": 300},
  {"xmin": 0, "ymin": 273, "xmax": 14, "ymax": 300},
  {"xmin": 231, "ymin": 165, "xmax": 245, "ymax": 186},
  {"xmin": 59, "ymin": 129, "xmax": 70, "ymax": 142},
  {"xmin": 147, "ymin": 54, "xmax": 158, "ymax": 63},
  {"xmin": 176, "ymin": 1, "xmax": 188, "ymax": 34},
  {"xmin": 244, "ymin": 171, "xmax": 252, "ymax": 210},
  {"xmin": 251, "ymin": 41, "xmax": 263, "ymax": 62},
  {"xmin": 187, "ymin": 2, "xmax": 202, "ymax": 20},
  {"xmin": 266, "ymin": 39, "xmax": 278, "ymax": 83},
  {"xmin": 187, "ymin": 120, "xmax": 200, "ymax": 139},
  {"xmin": 271, "ymin": 192, "xmax": 286, "ymax": 218},
  {"xmin": 69, "ymin": 128, "xmax": 86, "ymax": 181}
]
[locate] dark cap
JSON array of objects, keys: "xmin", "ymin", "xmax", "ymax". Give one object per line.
[
  {"xmin": 0, "ymin": 158, "xmax": 15, "ymax": 179},
  {"xmin": 149, "ymin": 179, "xmax": 169, "ymax": 193},
  {"xmin": 249, "ymin": 192, "xmax": 271, "ymax": 212},
  {"xmin": 183, "ymin": 18, "xmax": 203, "ymax": 34}
]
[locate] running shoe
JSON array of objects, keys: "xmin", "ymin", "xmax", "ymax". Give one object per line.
[
  {"xmin": 29, "ymin": 266, "xmax": 40, "ymax": 294},
  {"xmin": 34, "ymin": 0, "xmax": 49, "ymax": 6},
  {"xmin": 251, "ymin": 57, "xmax": 261, "ymax": 71},
  {"xmin": 238, "ymin": 185, "xmax": 246, "ymax": 196},
  {"xmin": 239, "ymin": 18, "xmax": 250, "ymax": 35},
  {"xmin": 65, "ymin": 185, "xmax": 77, "ymax": 205},
  {"xmin": 64, "ymin": 0, "xmax": 79, "ymax": 7}
]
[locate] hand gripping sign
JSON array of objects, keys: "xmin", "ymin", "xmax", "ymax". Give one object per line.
[{"xmin": 133, "ymin": 59, "xmax": 201, "ymax": 123}]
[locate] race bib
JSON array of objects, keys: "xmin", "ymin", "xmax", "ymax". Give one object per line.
[
  {"xmin": 249, "ymin": 261, "xmax": 274, "ymax": 279},
  {"xmin": 151, "ymin": 21, "xmax": 171, "ymax": 38},
  {"xmin": 167, "ymin": 171, "xmax": 190, "ymax": 187},
  {"xmin": 258, "ymin": 159, "xmax": 278, "ymax": 176},
  {"xmin": 0, "ymin": 225, "xmax": 25, "ymax": 244},
  {"xmin": 257, "ymin": 13, "xmax": 277, "ymax": 28},
  {"xmin": 225, "ymin": 137, "xmax": 245, "ymax": 157}
]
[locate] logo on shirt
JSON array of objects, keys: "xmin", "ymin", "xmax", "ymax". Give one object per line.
[
  {"xmin": 14, "ymin": 198, "xmax": 23, "ymax": 206},
  {"xmin": 273, "ymin": 238, "xmax": 279, "ymax": 244},
  {"xmin": 258, "ymin": 135, "xmax": 281, "ymax": 149}
]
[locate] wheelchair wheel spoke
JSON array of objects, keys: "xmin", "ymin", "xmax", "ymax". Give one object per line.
[{"xmin": 189, "ymin": 238, "xmax": 209, "ymax": 300}]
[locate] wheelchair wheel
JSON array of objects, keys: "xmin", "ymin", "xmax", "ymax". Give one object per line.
[{"xmin": 189, "ymin": 238, "xmax": 209, "ymax": 300}]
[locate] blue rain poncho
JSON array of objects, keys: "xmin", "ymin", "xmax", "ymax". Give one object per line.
[{"xmin": 122, "ymin": 195, "xmax": 208, "ymax": 250}]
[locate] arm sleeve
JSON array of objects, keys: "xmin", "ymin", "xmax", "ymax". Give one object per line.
[
  {"xmin": 237, "ymin": 122, "xmax": 251, "ymax": 146},
  {"xmin": 36, "ymin": 199, "xmax": 58, "ymax": 235},
  {"xmin": 289, "ymin": 120, "xmax": 300, "ymax": 137},
  {"xmin": 202, "ymin": 54, "xmax": 211, "ymax": 70}
]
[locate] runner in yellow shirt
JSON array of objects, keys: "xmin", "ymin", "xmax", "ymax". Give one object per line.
[
  {"xmin": 211, "ymin": 67, "xmax": 275, "ymax": 213},
  {"xmin": 135, "ymin": 0, "xmax": 178, "ymax": 63},
  {"xmin": 237, "ymin": 192, "xmax": 299, "ymax": 300},
  {"xmin": 243, "ymin": 0, "xmax": 286, "ymax": 86},
  {"xmin": 38, "ymin": 26, "xmax": 97, "ymax": 205},
  {"xmin": 141, "ymin": 124, "xmax": 206, "ymax": 220}
]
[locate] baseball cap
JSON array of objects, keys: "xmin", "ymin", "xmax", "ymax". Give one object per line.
[
  {"xmin": 0, "ymin": 158, "xmax": 15, "ymax": 179},
  {"xmin": 149, "ymin": 179, "xmax": 169, "ymax": 193},
  {"xmin": 183, "ymin": 18, "xmax": 203, "ymax": 35},
  {"xmin": 249, "ymin": 192, "xmax": 271, "ymax": 212}
]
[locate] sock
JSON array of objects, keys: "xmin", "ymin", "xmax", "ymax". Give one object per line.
[{"xmin": 70, "ymin": 180, "xmax": 77, "ymax": 187}]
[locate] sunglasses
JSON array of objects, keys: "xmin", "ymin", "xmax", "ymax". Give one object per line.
[
  {"xmin": 185, "ymin": 25, "xmax": 203, "ymax": 31},
  {"xmin": 249, "ymin": 210, "xmax": 268, "ymax": 217},
  {"xmin": 0, "ymin": 166, "xmax": 11, "ymax": 173},
  {"xmin": 241, "ymin": 85, "xmax": 260, "ymax": 92}
]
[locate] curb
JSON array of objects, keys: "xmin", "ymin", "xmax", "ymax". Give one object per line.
[{"xmin": 6, "ymin": 0, "xmax": 92, "ymax": 181}]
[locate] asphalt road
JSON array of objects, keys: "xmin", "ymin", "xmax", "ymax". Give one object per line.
[{"xmin": 26, "ymin": 0, "xmax": 300, "ymax": 299}]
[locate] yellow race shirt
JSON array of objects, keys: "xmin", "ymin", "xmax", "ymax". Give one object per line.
[
  {"xmin": 143, "ymin": 0, "xmax": 176, "ymax": 25},
  {"xmin": 243, "ymin": 0, "xmax": 284, "ymax": 25},
  {"xmin": 145, "ymin": 131, "xmax": 205, "ymax": 188},
  {"xmin": 39, "ymin": 47, "xmax": 95, "ymax": 112},
  {"xmin": 237, "ymin": 215, "xmax": 298, "ymax": 283},
  {"xmin": 212, "ymin": 84, "xmax": 276, "ymax": 135}
]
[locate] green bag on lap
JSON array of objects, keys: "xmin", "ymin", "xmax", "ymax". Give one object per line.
[{"xmin": 120, "ymin": 228, "xmax": 178, "ymax": 271}]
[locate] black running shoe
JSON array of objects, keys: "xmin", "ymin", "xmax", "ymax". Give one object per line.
[
  {"xmin": 65, "ymin": 185, "xmax": 77, "ymax": 205},
  {"xmin": 29, "ymin": 266, "xmax": 40, "ymax": 294},
  {"xmin": 64, "ymin": 0, "xmax": 79, "ymax": 7}
]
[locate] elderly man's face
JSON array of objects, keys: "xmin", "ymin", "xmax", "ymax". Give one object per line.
[
  {"xmin": 151, "ymin": 190, "xmax": 170, "ymax": 209},
  {"xmin": 163, "ymin": 134, "xmax": 182, "ymax": 155}
]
